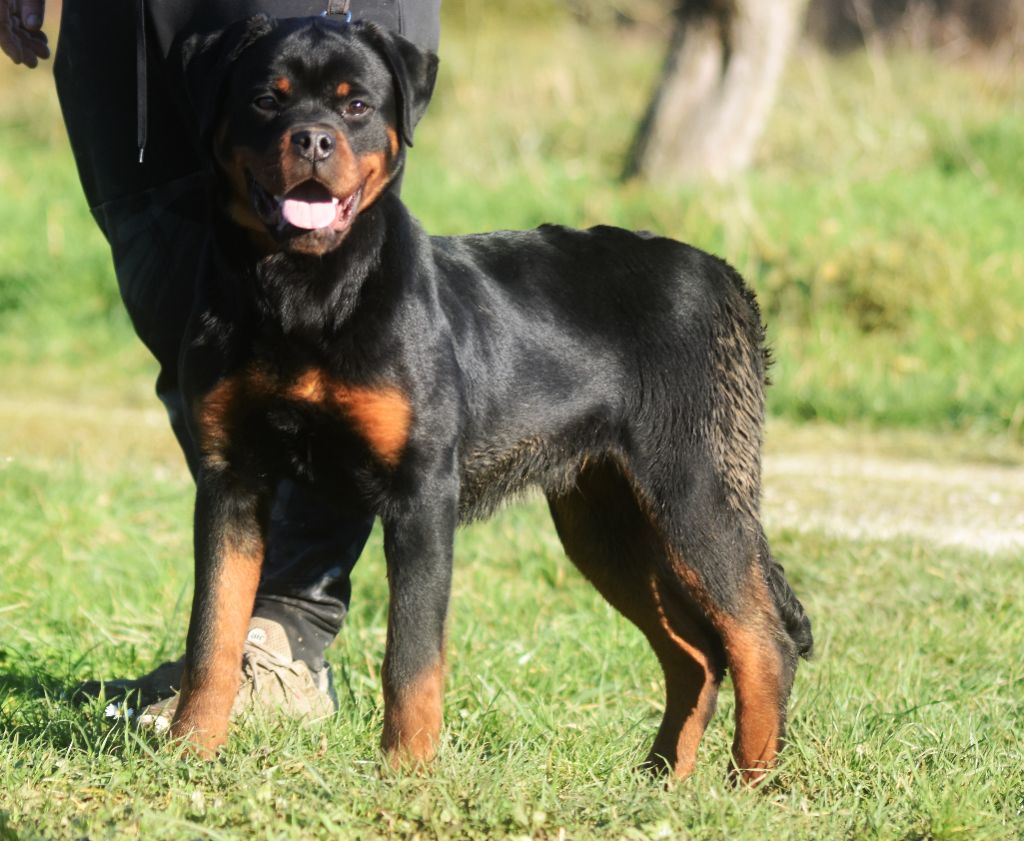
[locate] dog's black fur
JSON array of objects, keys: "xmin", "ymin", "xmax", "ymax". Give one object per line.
[{"xmin": 171, "ymin": 15, "xmax": 812, "ymax": 782}]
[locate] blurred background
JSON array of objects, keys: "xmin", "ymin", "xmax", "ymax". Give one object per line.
[{"xmin": 0, "ymin": 0, "xmax": 1021, "ymax": 448}]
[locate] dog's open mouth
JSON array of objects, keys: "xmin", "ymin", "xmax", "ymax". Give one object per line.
[{"xmin": 250, "ymin": 175, "xmax": 362, "ymax": 234}]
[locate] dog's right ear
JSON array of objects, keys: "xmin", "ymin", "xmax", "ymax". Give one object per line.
[
  {"xmin": 179, "ymin": 14, "xmax": 277, "ymax": 143},
  {"xmin": 361, "ymin": 24, "xmax": 439, "ymax": 148}
]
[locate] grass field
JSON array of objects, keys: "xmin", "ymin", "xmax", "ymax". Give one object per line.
[
  {"xmin": 2, "ymin": 421, "xmax": 1023, "ymax": 839},
  {"xmin": 2, "ymin": 4, "xmax": 1024, "ymax": 839}
]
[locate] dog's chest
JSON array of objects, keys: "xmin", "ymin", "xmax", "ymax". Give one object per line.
[{"xmin": 194, "ymin": 363, "xmax": 411, "ymax": 482}]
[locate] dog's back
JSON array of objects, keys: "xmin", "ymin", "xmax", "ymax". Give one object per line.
[{"xmin": 427, "ymin": 224, "xmax": 767, "ymax": 520}]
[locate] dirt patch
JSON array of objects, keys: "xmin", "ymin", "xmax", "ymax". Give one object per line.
[{"xmin": 763, "ymin": 437, "xmax": 1024, "ymax": 555}]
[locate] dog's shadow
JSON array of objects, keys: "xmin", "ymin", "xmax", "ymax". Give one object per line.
[
  {"xmin": 0, "ymin": 649, "xmax": 134, "ymax": 751},
  {"xmin": 0, "ymin": 644, "xmax": 71, "ymax": 698},
  {"xmin": 0, "ymin": 669, "xmax": 67, "ymax": 701}
]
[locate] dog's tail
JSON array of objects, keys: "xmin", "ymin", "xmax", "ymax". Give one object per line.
[{"xmin": 758, "ymin": 528, "xmax": 814, "ymax": 659}]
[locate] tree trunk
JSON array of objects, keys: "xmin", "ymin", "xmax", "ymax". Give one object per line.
[{"xmin": 624, "ymin": 0, "xmax": 808, "ymax": 183}]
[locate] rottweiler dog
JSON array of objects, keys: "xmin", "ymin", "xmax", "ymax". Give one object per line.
[{"xmin": 173, "ymin": 15, "xmax": 812, "ymax": 783}]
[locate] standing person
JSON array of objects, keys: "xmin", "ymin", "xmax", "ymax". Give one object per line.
[{"xmin": 1, "ymin": 0, "xmax": 441, "ymax": 727}]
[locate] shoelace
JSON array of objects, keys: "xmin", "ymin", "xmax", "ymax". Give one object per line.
[{"xmin": 240, "ymin": 639, "xmax": 311, "ymax": 701}]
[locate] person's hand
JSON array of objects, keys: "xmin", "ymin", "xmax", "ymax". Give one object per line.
[{"xmin": 1, "ymin": 0, "xmax": 49, "ymax": 67}]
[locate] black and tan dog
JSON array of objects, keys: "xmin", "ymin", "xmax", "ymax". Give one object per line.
[{"xmin": 172, "ymin": 15, "xmax": 812, "ymax": 783}]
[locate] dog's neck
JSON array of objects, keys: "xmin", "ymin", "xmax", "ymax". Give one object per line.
[{"xmin": 211, "ymin": 196, "xmax": 398, "ymax": 343}]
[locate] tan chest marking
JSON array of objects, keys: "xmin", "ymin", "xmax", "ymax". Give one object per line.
[
  {"xmin": 196, "ymin": 377, "xmax": 241, "ymax": 466},
  {"xmin": 196, "ymin": 370, "xmax": 276, "ymax": 465},
  {"xmin": 333, "ymin": 384, "xmax": 412, "ymax": 465},
  {"xmin": 198, "ymin": 367, "xmax": 411, "ymax": 466},
  {"xmin": 288, "ymin": 368, "xmax": 329, "ymax": 403},
  {"xmin": 287, "ymin": 367, "xmax": 413, "ymax": 465}
]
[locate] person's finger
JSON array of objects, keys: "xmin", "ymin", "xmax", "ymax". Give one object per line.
[
  {"xmin": 1, "ymin": 32, "xmax": 47, "ymax": 67},
  {"xmin": 13, "ymin": 36, "xmax": 37, "ymax": 67},
  {"xmin": 24, "ymin": 27, "xmax": 48, "ymax": 59},
  {"xmin": 1, "ymin": 3, "xmax": 48, "ymax": 67},
  {"xmin": 0, "ymin": 23, "xmax": 27, "ymax": 65},
  {"xmin": 16, "ymin": 0, "xmax": 44, "ymax": 31},
  {"xmin": 20, "ymin": 42, "xmax": 44, "ymax": 65}
]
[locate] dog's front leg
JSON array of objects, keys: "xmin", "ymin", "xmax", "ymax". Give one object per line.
[
  {"xmin": 380, "ymin": 486, "xmax": 457, "ymax": 768},
  {"xmin": 171, "ymin": 470, "xmax": 268, "ymax": 757}
]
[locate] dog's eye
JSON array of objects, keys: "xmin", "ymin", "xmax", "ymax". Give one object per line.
[
  {"xmin": 343, "ymin": 100, "xmax": 371, "ymax": 118},
  {"xmin": 253, "ymin": 95, "xmax": 279, "ymax": 112}
]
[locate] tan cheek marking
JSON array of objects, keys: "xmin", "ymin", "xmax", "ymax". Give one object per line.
[
  {"xmin": 333, "ymin": 385, "xmax": 412, "ymax": 465},
  {"xmin": 358, "ymin": 150, "xmax": 392, "ymax": 208},
  {"xmin": 213, "ymin": 123, "xmax": 281, "ymax": 253},
  {"xmin": 332, "ymin": 133, "xmax": 361, "ymax": 190},
  {"xmin": 214, "ymin": 123, "xmax": 258, "ymax": 227},
  {"xmin": 387, "ymin": 126, "xmax": 400, "ymax": 158}
]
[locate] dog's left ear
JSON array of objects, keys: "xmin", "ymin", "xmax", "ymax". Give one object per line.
[{"xmin": 362, "ymin": 25, "xmax": 439, "ymax": 148}]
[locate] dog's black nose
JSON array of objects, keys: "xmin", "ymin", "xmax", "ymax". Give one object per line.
[{"xmin": 291, "ymin": 128, "xmax": 335, "ymax": 162}]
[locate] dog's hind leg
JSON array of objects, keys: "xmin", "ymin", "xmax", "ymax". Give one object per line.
[
  {"xmin": 657, "ymin": 503, "xmax": 802, "ymax": 785},
  {"xmin": 547, "ymin": 460, "xmax": 725, "ymax": 779}
]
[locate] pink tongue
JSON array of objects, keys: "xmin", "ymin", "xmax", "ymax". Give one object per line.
[{"xmin": 281, "ymin": 198, "xmax": 337, "ymax": 230}]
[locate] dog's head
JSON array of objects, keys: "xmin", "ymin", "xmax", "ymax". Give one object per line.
[{"xmin": 182, "ymin": 16, "xmax": 438, "ymax": 256}]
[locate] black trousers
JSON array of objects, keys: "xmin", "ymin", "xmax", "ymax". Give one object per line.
[{"xmin": 53, "ymin": 0, "xmax": 441, "ymax": 669}]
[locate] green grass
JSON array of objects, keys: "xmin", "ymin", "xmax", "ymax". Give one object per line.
[
  {"xmin": 2, "ymin": 5, "xmax": 1024, "ymax": 838},
  {"xmin": 2, "ymin": 455, "xmax": 1023, "ymax": 839}
]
